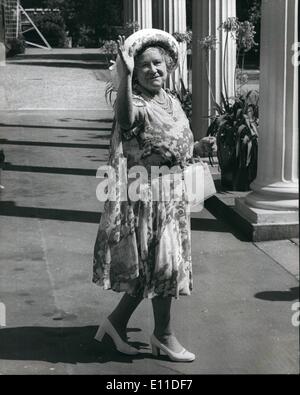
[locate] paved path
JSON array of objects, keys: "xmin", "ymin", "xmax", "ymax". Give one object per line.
[{"xmin": 0, "ymin": 50, "xmax": 298, "ymax": 375}]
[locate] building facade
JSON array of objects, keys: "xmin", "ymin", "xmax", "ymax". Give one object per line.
[{"xmin": 0, "ymin": 0, "xmax": 19, "ymax": 41}]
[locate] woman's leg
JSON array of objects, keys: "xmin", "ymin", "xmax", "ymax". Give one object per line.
[
  {"xmin": 152, "ymin": 296, "xmax": 184, "ymax": 353},
  {"xmin": 107, "ymin": 293, "xmax": 143, "ymax": 340}
]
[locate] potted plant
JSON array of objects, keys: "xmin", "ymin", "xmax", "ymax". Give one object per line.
[
  {"xmin": 200, "ymin": 17, "xmax": 259, "ymax": 191},
  {"xmin": 6, "ymin": 35, "xmax": 26, "ymax": 58},
  {"xmin": 207, "ymin": 90, "xmax": 259, "ymax": 190}
]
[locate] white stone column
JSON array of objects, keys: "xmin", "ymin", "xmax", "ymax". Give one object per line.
[
  {"xmin": 235, "ymin": 0, "xmax": 299, "ymax": 240},
  {"xmin": 123, "ymin": 0, "xmax": 152, "ymax": 30},
  {"xmin": 152, "ymin": 0, "xmax": 187, "ymax": 90},
  {"xmin": 192, "ymin": 0, "xmax": 236, "ymax": 140}
]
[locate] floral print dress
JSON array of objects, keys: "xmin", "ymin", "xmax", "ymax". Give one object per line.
[{"xmin": 93, "ymin": 89, "xmax": 195, "ymax": 298}]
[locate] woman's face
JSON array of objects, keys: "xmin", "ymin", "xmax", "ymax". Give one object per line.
[{"xmin": 135, "ymin": 47, "xmax": 168, "ymax": 94}]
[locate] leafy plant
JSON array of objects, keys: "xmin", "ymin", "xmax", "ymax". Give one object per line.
[
  {"xmin": 200, "ymin": 17, "xmax": 259, "ymax": 190},
  {"xmin": 77, "ymin": 25, "xmax": 98, "ymax": 48},
  {"xmin": 32, "ymin": 12, "xmax": 68, "ymax": 48},
  {"xmin": 120, "ymin": 21, "xmax": 140, "ymax": 38},
  {"xmin": 207, "ymin": 91, "xmax": 259, "ymax": 190},
  {"xmin": 6, "ymin": 36, "xmax": 26, "ymax": 58},
  {"xmin": 100, "ymin": 40, "xmax": 118, "ymax": 63},
  {"xmin": 40, "ymin": 0, "xmax": 123, "ymax": 46},
  {"xmin": 104, "ymin": 80, "xmax": 116, "ymax": 107}
]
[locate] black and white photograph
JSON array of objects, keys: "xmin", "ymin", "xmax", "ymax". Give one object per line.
[{"xmin": 0, "ymin": 0, "xmax": 299, "ymax": 378}]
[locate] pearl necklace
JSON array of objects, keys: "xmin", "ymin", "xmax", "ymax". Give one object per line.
[
  {"xmin": 135, "ymin": 86, "xmax": 176, "ymax": 117},
  {"xmin": 151, "ymin": 90, "xmax": 174, "ymax": 115}
]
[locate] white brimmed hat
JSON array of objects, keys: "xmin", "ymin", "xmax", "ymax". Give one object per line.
[{"xmin": 109, "ymin": 28, "xmax": 179, "ymax": 90}]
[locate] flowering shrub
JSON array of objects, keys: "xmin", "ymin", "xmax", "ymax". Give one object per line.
[
  {"xmin": 171, "ymin": 30, "xmax": 193, "ymax": 124},
  {"xmin": 221, "ymin": 17, "xmax": 240, "ymax": 33},
  {"xmin": 236, "ymin": 21, "xmax": 258, "ymax": 53},
  {"xmin": 199, "ymin": 35, "xmax": 218, "ymax": 52},
  {"xmin": 101, "ymin": 40, "xmax": 118, "ymax": 57},
  {"xmin": 172, "ymin": 31, "xmax": 192, "ymax": 49}
]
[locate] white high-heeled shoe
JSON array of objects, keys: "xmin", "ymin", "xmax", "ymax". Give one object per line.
[
  {"xmin": 94, "ymin": 318, "xmax": 139, "ymax": 355},
  {"xmin": 150, "ymin": 334, "xmax": 195, "ymax": 362}
]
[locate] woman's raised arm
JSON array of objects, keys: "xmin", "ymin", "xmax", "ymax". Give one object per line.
[{"xmin": 115, "ymin": 36, "xmax": 138, "ymax": 129}]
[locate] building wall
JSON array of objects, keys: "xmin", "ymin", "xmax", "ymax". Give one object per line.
[{"xmin": 0, "ymin": 0, "xmax": 19, "ymax": 41}]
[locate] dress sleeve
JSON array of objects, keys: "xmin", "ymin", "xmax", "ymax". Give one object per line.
[{"xmin": 119, "ymin": 94, "xmax": 147, "ymax": 141}]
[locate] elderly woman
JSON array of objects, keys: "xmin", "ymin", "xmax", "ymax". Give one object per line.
[{"xmin": 93, "ymin": 29, "xmax": 197, "ymax": 362}]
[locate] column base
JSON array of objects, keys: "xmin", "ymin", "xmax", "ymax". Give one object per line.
[
  {"xmin": 247, "ymin": 181, "xmax": 299, "ymax": 210},
  {"xmin": 235, "ymin": 198, "xmax": 299, "ymax": 241}
]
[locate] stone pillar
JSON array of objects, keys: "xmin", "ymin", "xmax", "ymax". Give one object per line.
[
  {"xmin": 152, "ymin": 0, "xmax": 187, "ymax": 90},
  {"xmin": 124, "ymin": 0, "xmax": 152, "ymax": 30},
  {"xmin": 235, "ymin": 0, "xmax": 299, "ymax": 241},
  {"xmin": 192, "ymin": 0, "xmax": 236, "ymax": 140}
]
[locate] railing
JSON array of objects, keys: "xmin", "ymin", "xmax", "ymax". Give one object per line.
[{"xmin": 18, "ymin": 3, "xmax": 51, "ymax": 50}]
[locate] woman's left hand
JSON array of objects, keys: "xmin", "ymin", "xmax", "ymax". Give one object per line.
[
  {"xmin": 193, "ymin": 137, "xmax": 217, "ymax": 157},
  {"xmin": 116, "ymin": 35, "xmax": 135, "ymax": 76}
]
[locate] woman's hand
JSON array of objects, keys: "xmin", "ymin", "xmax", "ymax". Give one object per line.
[
  {"xmin": 193, "ymin": 137, "xmax": 217, "ymax": 158},
  {"xmin": 116, "ymin": 35, "xmax": 134, "ymax": 76}
]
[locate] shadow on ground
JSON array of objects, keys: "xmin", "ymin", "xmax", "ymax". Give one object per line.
[
  {"xmin": 58, "ymin": 118, "xmax": 112, "ymax": 123},
  {"xmin": 255, "ymin": 287, "xmax": 299, "ymax": 302},
  {"xmin": 0, "ymin": 123, "xmax": 111, "ymax": 132},
  {"xmin": 3, "ymin": 163, "xmax": 99, "ymax": 176},
  {"xmin": 0, "ymin": 201, "xmax": 101, "ymax": 223},
  {"xmin": 0, "ymin": 326, "xmax": 157, "ymax": 364},
  {"xmin": 0, "ymin": 200, "xmax": 244, "ymax": 236},
  {"xmin": 0, "ymin": 138, "xmax": 109, "ymax": 150},
  {"xmin": 7, "ymin": 61, "xmax": 108, "ymax": 70}
]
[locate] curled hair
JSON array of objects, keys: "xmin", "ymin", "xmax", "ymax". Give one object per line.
[{"xmin": 156, "ymin": 46, "xmax": 176, "ymax": 73}]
